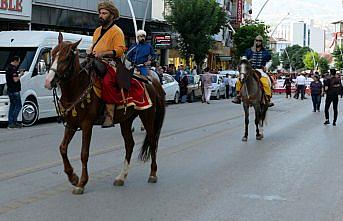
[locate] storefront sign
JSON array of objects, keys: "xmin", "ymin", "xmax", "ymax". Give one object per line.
[
  {"xmin": 154, "ymin": 35, "xmax": 172, "ymax": 49},
  {"xmin": 236, "ymin": 0, "xmax": 243, "ymax": 24},
  {"xmin": 0, "ymin": 0, "xmax": 32, "ymax": 21}
]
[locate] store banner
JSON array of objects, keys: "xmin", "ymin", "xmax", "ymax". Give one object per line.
[
  {"xmin": 236, "ymin": 0, "xmax": 243, "ymax": 24},
  {"xmin": 0, "ymin": 0, "xmax": 32, "ymax": 21}
]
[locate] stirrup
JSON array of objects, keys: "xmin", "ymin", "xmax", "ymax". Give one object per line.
[{"xmin": 232, "ymin": 97, "xmax": 241, "ymax": 104}]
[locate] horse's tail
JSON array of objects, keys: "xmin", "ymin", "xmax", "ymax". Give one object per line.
[{"xmin": 139, "ymin": 79, "xmax": 166, "ymax": 162}]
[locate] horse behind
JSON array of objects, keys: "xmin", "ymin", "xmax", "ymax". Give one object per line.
[
  {"xmin": 238, "ymin": 59, "xmax": 268, "ymax": 142},
  {"xmin": 44, "ymin": 33, "xmax": 166, "ymax": 194}
]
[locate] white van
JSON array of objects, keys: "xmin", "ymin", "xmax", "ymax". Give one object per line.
[{"xmin": 0, "ymin": 31, "xmax": 92, "ymax": 126}]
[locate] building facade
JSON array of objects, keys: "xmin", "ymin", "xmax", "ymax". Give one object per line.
[{"xmin": 290, "ymin": 21, "xmax": 325, "ymax": 53}]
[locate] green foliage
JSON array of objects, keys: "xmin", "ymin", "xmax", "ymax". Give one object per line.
[
  {"xmin": 318, "ymin": 57, "xmax": 329, "ymax": 73},
  {"xmin": 281, "ymin": 45, "xmax": 310, "ymax": 71},
  {"xmin": 165, "ymin": 0, "xmax": 227, "ymax": 66},
  {"xmin": 233, "ymin": 20, "xmax": 270, "ymax": 61},
  {"xmin": 303, "ymin": 51, "xmax": 319, "ymax": 70},
  {"xmin": 332, "ymin": 46, "xmax": 343, "ymax": 70},
  {"xmin": 270, "ymin": 52, "xmax": 280, "ymax": 71}
]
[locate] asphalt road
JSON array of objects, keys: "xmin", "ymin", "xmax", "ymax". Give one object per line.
[{"xmin": 1, "ymin": 95, "xmax": 343, "ymax": 221}]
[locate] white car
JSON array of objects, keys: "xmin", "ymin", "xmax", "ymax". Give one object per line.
[
  {"xmin": 210, "ymin": 74, "xmax": 226, "ymax": 99},
  {"xmin": 162, "ymin": 73, "xmax": 180, "ymax": 103}
]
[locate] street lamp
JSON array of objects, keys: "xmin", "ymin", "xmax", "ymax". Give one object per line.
[
  {"xmin": 284, "ymin": 48, "xmax": 292, "ymax": 72},
  {"xmin": 270, "ymin": 13, "xmax": 290, "ymax": 38},
  {"xmin": 255, "ymin": 0, "xmax": 271, "ymax": 20}
]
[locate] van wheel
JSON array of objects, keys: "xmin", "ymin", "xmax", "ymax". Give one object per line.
[
  {"xmin": 174, "ymin": 92, "xmax": 180, "ymax": 104},
  {"xmin": 22, "ymin": 100, "xmax": 39, "ymax": 127}
]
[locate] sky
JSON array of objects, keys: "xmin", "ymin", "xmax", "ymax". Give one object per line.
[{"xmin": 252, "ymin": 0, "xmax": 343, "ymax": 28}]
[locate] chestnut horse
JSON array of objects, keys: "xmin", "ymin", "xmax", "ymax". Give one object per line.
[
  {"xmin": 45, "ymin": 33, "xmax": 165, "ymax": 194},
  {"xmin": 238, "ymin": 59, "xmax": 268, "ymax": 142}
]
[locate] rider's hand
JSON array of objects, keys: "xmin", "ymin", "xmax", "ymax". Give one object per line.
[{"xmin": 93, "ymin": 51, "xmax": 105, "ymax": 58}]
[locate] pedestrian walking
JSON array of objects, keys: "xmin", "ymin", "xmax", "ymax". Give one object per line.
[
  {"xmin": 223, "ymin": 74, "xmax": 230, "ymax": 99},
  {"xmin": 6, "ymin": 56, "xmax": 23, "ymax": 129},
  {"xmin": 283, "ymin": 76, "xmax": 292, "ymax": 98},
  {"xmin": 324, "ymin": 69, "xmax": 342, "ymax": 126},
  {"xmin": 202, "ymin": 67, "xmax": 212, "ymax": 104},
  {"xmin": 179, "ymin": 73, "xmax": 188, "ymax": 103},
  {"xmin": 230, "ymin": 75, "xmax": 237, "ymax": 98},
  {"xmin": 295, "ymin": 73, "xmax": 306, "ymax": 99},
  {"xmin": 310, "ymin": 75, "xmax": 323, "ymax": 112}
]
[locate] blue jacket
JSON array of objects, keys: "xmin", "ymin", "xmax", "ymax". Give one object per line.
[
  {"xmin": 245, "ymin": 47, "xmax": 271, "ymax": 69},
  {"xmin": 127, "ymin": 42, "xmax": 156, "ymax": 65}
]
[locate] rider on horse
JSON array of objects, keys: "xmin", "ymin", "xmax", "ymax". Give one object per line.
[
  {"xmin": 92, "ymin": 0, "xmax": 126, "ymax": 128},
  {"xmin": 232, "ymin": 35, "xmax": 274, "ymax": 107},
  {"xmin": 126, "ymin": 30, "xmax": 156, "ymax": 78}
]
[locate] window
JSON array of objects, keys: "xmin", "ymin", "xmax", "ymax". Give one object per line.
[{"xmin": 0, "ymin": 47, "xmax": 37, "ymax": 71}]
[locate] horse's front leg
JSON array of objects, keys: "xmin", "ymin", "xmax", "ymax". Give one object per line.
[
  {"xmin": 114, "ymin": 117, "xmax": 135, "ymax": 186},
  {"xmin": 60, "ymin": 127, "xmax": 78, "ymax": 186},
  {"xmin": 242, "ymin": 104, "xmax": 249, "ymax": 142},
  {"xmin": 72, "ymin": 125, "xmax": 93, "ymax": 194}
]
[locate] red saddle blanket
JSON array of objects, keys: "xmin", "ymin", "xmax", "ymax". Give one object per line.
[{"xmin": 101, "ymin": 63, "xmax": 152, "ymax": 110}]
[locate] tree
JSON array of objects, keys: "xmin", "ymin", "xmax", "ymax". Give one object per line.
[
  {"xmin": 303, "ymin": 51, "xmax": 319, "ymax": 70},
  {"xmin": 270, "ymin": 52, "xmax": 280, "ymax": 71},
  {"xmin": 233, "ymin": 20, "xmax": 269, "ymax": 62},
  {"xmin": 166, "ymin": 0, "xmax": 227, "ymax": 67},
  {"xmin": 332, "ymin": 46, "xmax": 343, "ymax": 70},
  {"xmin": 281, "ymin": 45, "xmax": 301, "ymax": 71},
  {"xmin": 318, "ymin": 57, "xmax": 329, "ymax": 74}
]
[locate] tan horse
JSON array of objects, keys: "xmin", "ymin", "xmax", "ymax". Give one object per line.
[{"xmin": 45, "ymin": 33, "xmax": 166, "ymax": 194}]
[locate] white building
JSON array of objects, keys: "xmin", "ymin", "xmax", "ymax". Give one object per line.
[
  {"xmin": 290, "ymin": 21, "xmax": 325, "ymax": 53},
  {"xmin": 269, "ymin": 37, "xmax": 291, "ymax": 55}
]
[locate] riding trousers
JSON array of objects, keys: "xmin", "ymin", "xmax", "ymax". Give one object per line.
[{"xmin": 235, "ymin": 69, "xmax": 272, "ymax": 96}]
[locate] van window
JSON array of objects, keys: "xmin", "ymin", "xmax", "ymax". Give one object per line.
[
  {"xmin": 32, "ymin": 48, "xmax": 51, "ymax": 77},
  {"xmin": 0, "ymin": 47, "xmax": 37, "ymax": 71}
]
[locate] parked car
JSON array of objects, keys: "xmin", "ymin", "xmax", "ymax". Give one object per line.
[
  {"xmin": 161, "ymin": 73, "xmax": 180, "ymax": 104},
  {"xmin": 209, "ymin": 74, "xmax": 226, "ymax": 99},
  {"xmin": 185, "ymin": 74, "xmax": 202, "ymax": 103}
]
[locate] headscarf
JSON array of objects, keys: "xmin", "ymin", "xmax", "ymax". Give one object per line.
[{"xmin": 98, "ymin": 0, "xmax": 120, "ymax": 20}]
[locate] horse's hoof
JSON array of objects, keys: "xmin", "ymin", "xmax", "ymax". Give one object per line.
[
  {"xmin": 70, "ymin": 173, "xmax": 79, "ymax": 187},
  {"xmin": 242, "ymin": 137, "xmax": 248, "ymax": 142},
  {"xmin": 256, "ymin": 135, "xmax": 263, "ymax": 140},
  {"xmin": 113, "ymin": 179, "xmax": 125, "ymax": 186},
  {"xmin": 148, "ymin": 176, "xmax": 158, "ymax": 183},
  {"xmin": 72, "ymin": 187, "xmax": 84, "ymax": 195}
]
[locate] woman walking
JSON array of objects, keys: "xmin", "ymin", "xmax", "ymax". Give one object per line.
[
  {"xmin": 310, "ymin": 75, "xmax": 323, "ymax": 112},
  {"xmin": 283, "ymin": 76, "xmax": 292, "ymax": 98}
]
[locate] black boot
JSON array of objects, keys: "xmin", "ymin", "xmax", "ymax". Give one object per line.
[{"xmin": 232, "ymin": 94, "xmax": 241, "ymax": 104}]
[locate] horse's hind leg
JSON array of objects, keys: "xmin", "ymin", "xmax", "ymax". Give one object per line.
[
  {"xmin": 60, "ymin": 127, "xmax": 78, "ymax": 187},
  {"xmin": 242, "ymin": 105, "xmax": 249, "ymax": 142},
  {"xmin": 72, "ymin": 125, "xmax": 93, "ymax": 195},
  {"xmin": 139, "ymin": 111, "xmax": 158, "ymax": 183},
  {"xmin": 254, "ymin": 105, "xmax": 263, "ymax": 140},
  {"xmin": 114, "ymin": 116, "xmax": 136, "ymax": 186}
]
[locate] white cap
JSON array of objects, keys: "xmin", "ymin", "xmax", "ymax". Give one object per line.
[{"xmin": 137, "ymin": 30, "xmax": 147, "ymax": 37}]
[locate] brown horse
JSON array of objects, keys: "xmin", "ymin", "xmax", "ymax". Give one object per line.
[
  {"xmin": 44, "ymin": 33, "xmax": 166, "ymax": 194},
  {"xmin": 238, "ymin": 59, "xmax": 268, "ymax": 142}
]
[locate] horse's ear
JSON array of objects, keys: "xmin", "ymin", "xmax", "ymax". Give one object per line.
[
  {"xmin": 71, "ymin": 38, "xmax": 82, "ymax": 50},
  {"xmin": 58, "ymin": 32, "xmax": 63, "ymax": 44}
]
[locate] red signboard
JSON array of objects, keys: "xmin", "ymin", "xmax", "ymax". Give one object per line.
[
  {"xmin": 237, "ymin": 0, "xmax": 243, "ymax": 24},
  {"xmin": 0, "ymin": 0, "xmax": 23, "ymax": 12}
]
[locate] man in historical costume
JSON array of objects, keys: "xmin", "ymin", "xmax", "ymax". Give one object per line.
[
  {"xmin": 126, "ymin": 29, "xmax": 156, "ymax": 77},
  {"xmin": 232, "ymin": 35, "xmax": 274, "ymax": 107},
  {"xmin": 92, "ymin": 0, "xmax": 126, "ymax": 128}
]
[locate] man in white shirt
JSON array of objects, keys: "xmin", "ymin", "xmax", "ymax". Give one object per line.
[
  {"xmin": 295, "ymin": 73, "xmax": 306, "ymax": 100},
  {"xmin": 0, "ymin": 73, "xmax": 6, "ymax": 96}
]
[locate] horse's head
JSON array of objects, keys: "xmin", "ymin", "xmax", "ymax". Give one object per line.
[
  {"xmin": 45, "ymin": 33, "xmax": 81, "ymax": 90},
  {"xmin": 238, "ymin": 57, "xmax": 253, "ymax": 82}
]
